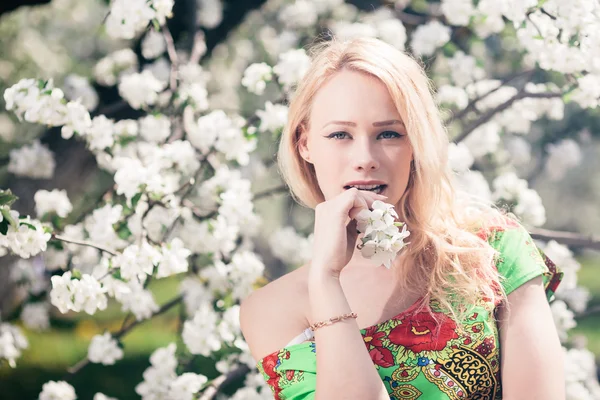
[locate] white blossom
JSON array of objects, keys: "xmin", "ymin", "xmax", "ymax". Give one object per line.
[
  {"xmin": 551, "ymin": 300, "xmax": 576, "ymax": 343},
  {"xmin": 463, "ymin": 122, "xmax": 501, "ymax": 158},
  {"xmin": 355, "ymin": 201, "xmax": 410, "ymax": 269},
  {"xmin": 448, "ymin": 142, "xmax": 474, "ymax": 173},
  {"xmin": 256, "ymin": 101, "xmax": 288, "ymax": 133},
  {"xmin": 441, "ymin": 0, "xmax": 475, "ymax": 26},
  {"xmin": 105, "ymin": 0, "xmax": 156, "ymax": 40},
  {"xmin": 167, "ymin": 373, "xmax": 208, "ymax": 400},
  {"xmin": 118, "ymin": 70, "xmax": 166, "ymax": 109},
  {"xmin": 269, "ymin": 227, "xmax": 313, "ymax": 266},
  {"xmin": 142, "ymin": 29, "xmax": 167, "ymax": 59},
  {"xmin": 63, "ymin": 74, "xmax": 99, "ymax": 111},
  {"xmin": 273, "ymin": 48, "xmax": 311, "ymax": 92},
  {"xmin": 241, "ymin": 63, "xmax": 273, "ymax": 95},
  {"xmin": 436, "ymin": 85, "xmax": 469, "ymax": 109},
  {"xmin": 151, "ymin": 0, "xmax": 174, "ymax": 24},
  {"xmin": 197, "ymin": 0, "xmax": 223, "ymax": 29},
  {"xmin": 94, "ymin": 49, "xmax": 138, "ymax": 86},
  {"xmin": 112, "ymin": 240, "xmax": 162, "ymax": 284},
  {"xmin": 182, "ymin": 303, "xmax": 221, "ymax": 356},
  {"xmin": 88, "ymin": 332, "xmax": 124, "ymax": 365},
  {"xmin": 86, "ymin": 115, "xmax": 115, "ymax": 151},
  {"xmin": 279, "ymin": 0, "xmax": 318, "ymax": 30},
  {"xmin": 38, "ymin": 380, "xmax": 76, "ymax": 400},
  {"xmin": 20, "ymin": 302, "xmax": 50, "ymax": 331},
  {"xmin": 545, "ymin": 139, "xmax": 582, "ymax": 181},
  {"xmin": 139, "ymin": 114, "xmax": 171, "ymax": 143},
  {"xmin": 410, "ymin": 20, "xmax": 451, "ymax": 56},
  {"xmin": 4, "ymin": 217, "xmax": 52, "ymax": 259},
  {"xmin": 34, "ymin": 189, "xmax": 72, "ymax": 218},
  {"xmin": 50, "ymin": 272, "xmax": 108, "ymax": 315},
  {"xmin": 0, "ymin": 323, "xmax": 28, "ymax": 368},
  {"xmin": 157, "ymin": 238, "xmax": 191, "ymax": 278},
  {"xmin": 8, "ymin": 140, "xmax": 55, "ymax": 179},
  {"xmin": 118, "ymin": 281, "xmax": 159, "ymax": 321},
  {"xmin": 61, "ymin": 101, "xmax": 92, "ymax": 140}
]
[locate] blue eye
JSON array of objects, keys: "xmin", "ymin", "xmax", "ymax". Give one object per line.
[
  {"xmin": 327, "ymin": 132, "xmax": 349, "ymax": 140},
  {"xmin": 379, "ymin": 131, "xmax": 402, "ymax": 139}
]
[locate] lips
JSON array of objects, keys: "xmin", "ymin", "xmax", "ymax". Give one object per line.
[{"xmin": 343, "ymin": 184, "xmax": 387, "ymax": 194}]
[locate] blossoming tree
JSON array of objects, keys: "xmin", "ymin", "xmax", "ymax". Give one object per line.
[{"xmin": 1, "ymin": 0, "xmax": 600, "ymax": 399}]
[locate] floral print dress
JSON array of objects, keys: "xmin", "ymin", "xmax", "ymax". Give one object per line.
[{"xmin": 256, "ymin": 221, "xmax": 564, "ymax": 399}]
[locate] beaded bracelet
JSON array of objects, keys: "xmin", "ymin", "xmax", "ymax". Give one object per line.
[{"xmin": 309, "ymin": 312, "xmax": 358, "ymax": 331}]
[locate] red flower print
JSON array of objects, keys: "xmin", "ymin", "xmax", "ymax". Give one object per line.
[
  {"xmin": 363, "ymin": 326, "xmax": 395, "ymax": 367},
  {"xmin": 388, "ymin": 310, "xmax": 459, "ymax": 353},
  {"xmin": 260, "ymin": 353, "xmax": 283, "ymax": 398}
]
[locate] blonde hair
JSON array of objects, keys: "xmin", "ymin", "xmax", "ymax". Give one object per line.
[{"xmin": 278, "ymin": 37, "xmax": 509, "ymax": 329}]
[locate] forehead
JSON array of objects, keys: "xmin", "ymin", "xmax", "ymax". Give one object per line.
[{"xmin": 309, "ymin": 69, "xmax": 401, "ymax": 128}]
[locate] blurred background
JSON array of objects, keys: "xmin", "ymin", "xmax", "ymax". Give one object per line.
[{"xmin": 1, "ymin": 0, "xmax": 599, "ymax": 399}]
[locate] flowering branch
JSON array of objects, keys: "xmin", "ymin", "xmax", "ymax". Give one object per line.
[
  {"xmin": 444, "ymin": 69, "xmax": 535, "ymax": 126},
  {"xmin": 198, "ymin": 364, "xmax": 251, "ymax": 400},
  {"xmin": 64, "ymin": 294, "xmax": 184, "ymax": 379},
  {"xmin": 161, "ymin": 24, "xmax": 179, "ymax": 92},
  {"xmin": 51, "ymin": 234, "xmax": 117, "ymax": 256},
  {"xmin": 453, "ymin": 91, "xmax": 563, "ymax": 143},
  {"xmin": 529, "ymin": 228, "xmax": 600, "ymax": 251}
]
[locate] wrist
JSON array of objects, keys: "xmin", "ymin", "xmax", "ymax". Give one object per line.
[{"xmin": 308, "ymin": 263, "xmax": 341, "ymax": 283}]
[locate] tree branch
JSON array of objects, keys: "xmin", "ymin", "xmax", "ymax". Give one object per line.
[
  {"xmin": 64, "ymin": 294, "xmax": 184, "ymax": 378},
  {"xmin": 198, "ymin": 364, "xmax": 251, "ymax": 400},
  {"xmin": 529, "ymin": 227, "xmax": 600, "ymax": 251},
  {"xmin": 51, "ymin": 234, "xmax": 117, "ymax": 256},
  {"xmin": 162, "ymin": 24, "xmax": 179, "ymax": 92},
  {"xmin": 444, "ymin": 69, "xmax": 535, "ymax": 126},
  {"xmin": 452, "ymin": 91, "xmax": 562, "ymax": 143}
]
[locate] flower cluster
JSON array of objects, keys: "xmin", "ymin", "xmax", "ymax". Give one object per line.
[
  {"xmin": 135, "ymin": 343, "xmax": 208, "ymax": 400},
  {"xmin": 355, "ymin": 201, "xmax": 411, "ymax": 269}
]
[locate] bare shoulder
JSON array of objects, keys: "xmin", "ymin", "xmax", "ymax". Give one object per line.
[{"xmin": 240, "ymin": 264, "xmax": 310, "ymax": 363}]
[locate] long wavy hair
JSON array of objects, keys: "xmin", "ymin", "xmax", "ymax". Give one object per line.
[{"xmin": 277, "ymin": 37, "xmax": 510, "ymax": 330}]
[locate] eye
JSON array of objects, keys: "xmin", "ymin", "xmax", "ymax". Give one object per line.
[
  {"xmin": 378, "ymin": 131, "xmax": 403, "ymax": 139},
  {"xmin": 326, "ymin": 131, "xmax": 349, "ymax": 140}
]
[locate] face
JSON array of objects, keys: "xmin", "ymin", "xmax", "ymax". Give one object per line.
[{"xmin": 299, "ymin": 69, "xmax": 413, "ymax": 208}]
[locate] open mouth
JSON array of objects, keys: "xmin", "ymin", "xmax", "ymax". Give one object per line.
[{"xmin": 343, "ymin": 184, "xmax": 387, "ymax": 195}]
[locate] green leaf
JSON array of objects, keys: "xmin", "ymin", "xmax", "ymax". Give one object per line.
[
  {"xmin": 131, "ymin": 192, "xmax": 143, "ymax": 209},
  {"xmin": 20, "ymin": 222, "xmax": 36, "ymax": 230},
  {"xmin": 1, "ymin": 207, "xmax": 17, "ymax": 229},
  {"xmin": 113, "ymin": 221, "xmax": 132, "ymax": 240},
  {"xmin": 152, "ymin": 19, "xmax": 161, "ymax": 31},
  {"xmin": 0, "ymin": 189, "xmax": 18, "ymax": 207},
  {"xmin": 71, "ymin": 269, "xmax": 82, "ymax": 280},
  {"xmin": 0, "ymin": 219, "xmax": 8, "ymax": 235}
]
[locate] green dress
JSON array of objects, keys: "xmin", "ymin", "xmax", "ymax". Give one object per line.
[{"xmin": 256, "ymin": 221, "xmax": 564, "ymax": 399}]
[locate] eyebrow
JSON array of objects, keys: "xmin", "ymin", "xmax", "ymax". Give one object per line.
[{"xmin": 322, "ymin": 120, "xmax": 404, "ymax": 128}]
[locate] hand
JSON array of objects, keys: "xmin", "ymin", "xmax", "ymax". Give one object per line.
[{"xmin": 309, "ymin": 188, "xmax": 388, "ymax": 280}]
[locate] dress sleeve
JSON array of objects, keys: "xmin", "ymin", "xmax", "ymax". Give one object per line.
[
  {"xmin": 257, "ymin": 342, "xmax": 317, "ymax": 400},
  {"xmin": 486, "ymin": 219, "xmax": 564, "ymax": 301}
]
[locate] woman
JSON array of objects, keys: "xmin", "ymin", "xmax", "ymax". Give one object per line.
[{"xmin": 240, "ymin": 37, "xmax": 564, "ymax": 400}]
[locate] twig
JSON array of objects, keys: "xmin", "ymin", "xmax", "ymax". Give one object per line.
[
  {"xmin": 529, "ymin": 228, "xmax": 600, "ymax": 251},
  {"xmin": 198, "ymin": 364, "xmax": 251, "ymax": 400},
  {"xmin": 162, "ymin": 24, "xmax": 179, "ymax": 92},
  {"xmin": 444, "ymin": 69, "xmax": 535, "ymax": 125},
  {"xmin": 452, "ymin": 91, "xmax": 562, "ymax": 143},
  {"xmin": 190, "ymin": 30, "xmax": 207, "ymax": 64},
  {"xmin": 51, "ymin": 234, "xmax": 117, "ymax": 256},
  {"xmin": 64, "ymin": 294, "xmax": 184, "ymax": 378},
  {"xmin": 253, "ymin": 185, "xmax": 288, "ymax": 200}
]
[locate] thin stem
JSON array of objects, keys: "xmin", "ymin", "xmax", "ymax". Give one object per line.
[
  {"xmin": 452, "ymin": 91, "xmax": 562, "ymax": 143},
  {"xmin": 198, "ymin": 365, "xmax": 251, "ymax": 400},
  {"xmin": 64, "ymin": 294, "xmax": 184, "ymax": 379},
  {"xmin": 529, "ymin": 228, "xmax": 600, "ymax": 251},
  {"xmin": 51, "ymin": 234, "xmax": 117, "ymax": 256},
  {"xmin": 190, "ymin": 30, "xmax": 206, "ymax": 64},
  {"xmin": 162, "ymin": 24, "xmax": 179, "ymax": 92},
  {"xmin": 444, "ymin": 69, "xmax": 535, "ymax": 126}
]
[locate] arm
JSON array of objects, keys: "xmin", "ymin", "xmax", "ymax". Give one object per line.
[
  {"xmin": 309, "ymin": 269, "xmax": 388, "ymax": 400},
  {"xmin": 497, "ymin": 276, "xmax": 565, "ymax": 399}
]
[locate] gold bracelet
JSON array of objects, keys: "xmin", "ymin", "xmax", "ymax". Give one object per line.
[{"xmin": 309, "ymin": 312, "xmax": 358, "ymax": 331}]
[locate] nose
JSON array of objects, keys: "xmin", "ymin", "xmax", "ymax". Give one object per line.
[{"xmin": 350, "ymin": 137, "xmax": 380, "ymax": 171}]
